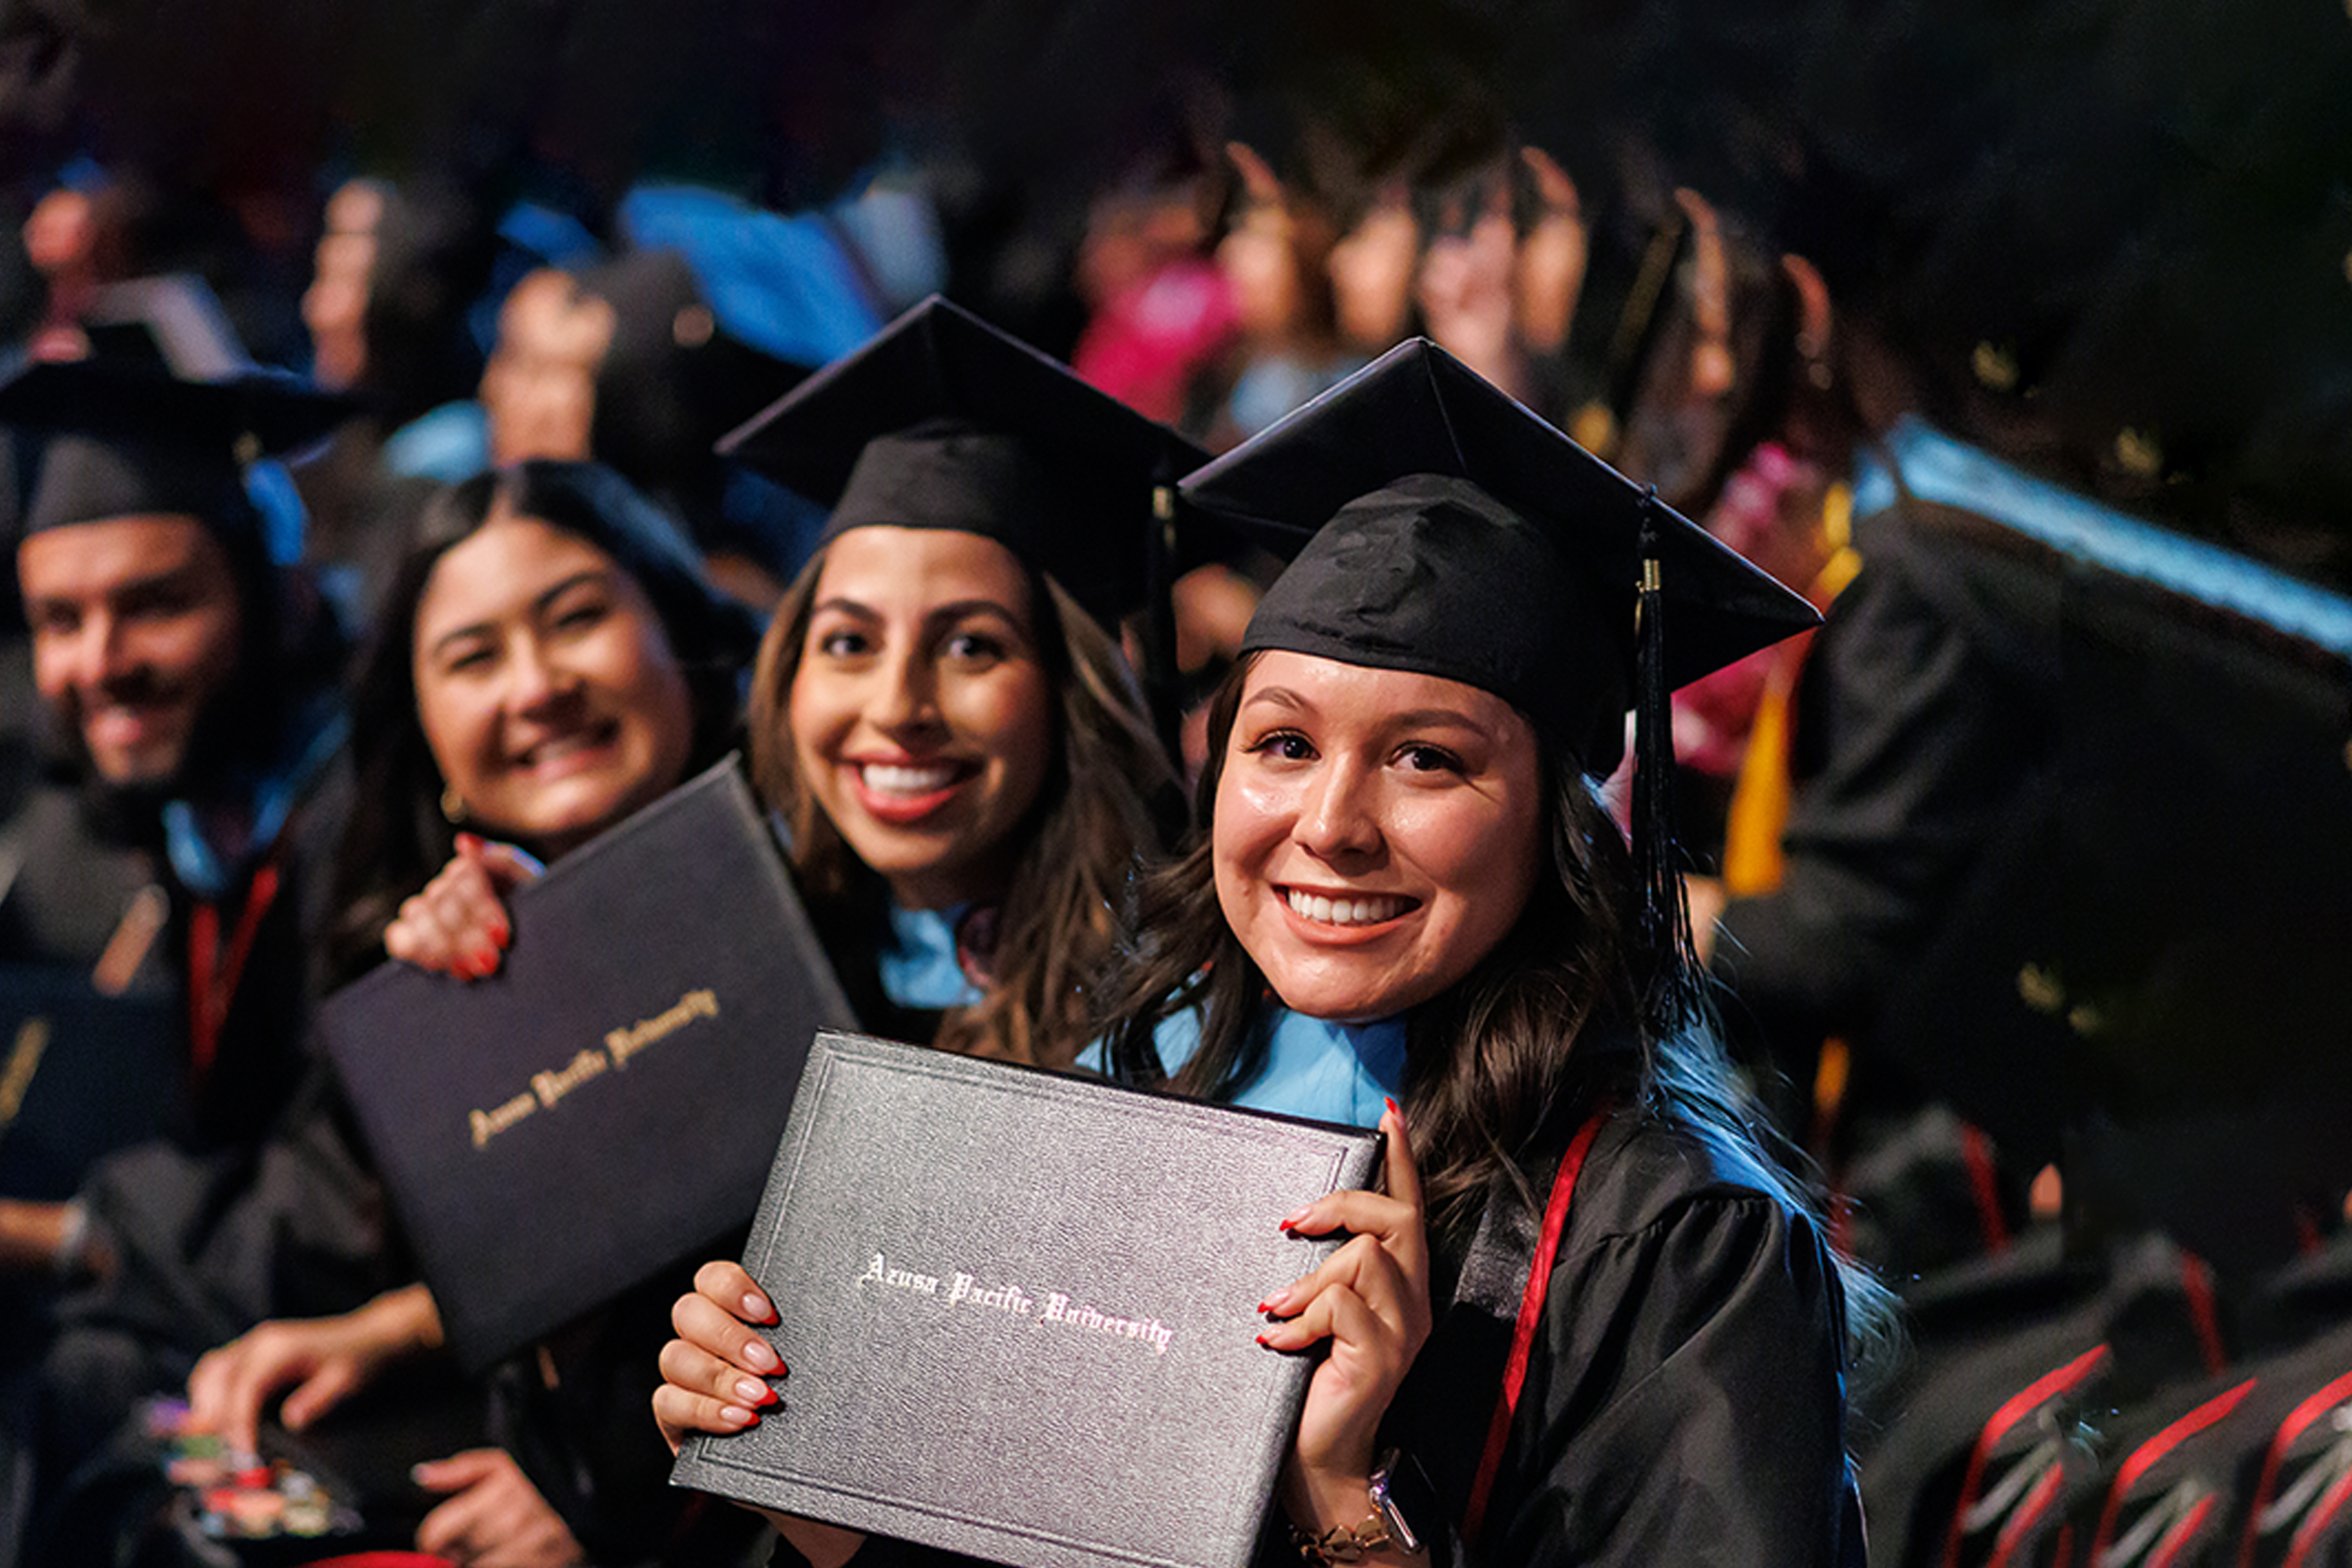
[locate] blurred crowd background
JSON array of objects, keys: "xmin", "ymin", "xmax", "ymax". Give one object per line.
[
  {"xmin": 0, "ymin": 0, "xmax": 2339, "ymax": 549},
  {"xmin": 2, "ymin": 0, "xmax": 2351, "ymax": 1561}
]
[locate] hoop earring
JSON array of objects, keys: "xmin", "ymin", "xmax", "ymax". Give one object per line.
[{"xmin": 441, "ymin": 785, "xmax": 468, "ymax": 825}]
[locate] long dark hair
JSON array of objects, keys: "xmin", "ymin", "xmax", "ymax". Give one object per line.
[
  {"xmin": 1094, "ymin": 653, "xmax": 1898, "ymax": 1369},
  {"xmin": 748, "ymin": 537, "xmax": 1179, "ymax": 1068},
  {"xmin": 327, "ymin": 460, "xmax": 760, "ymax": 982}
]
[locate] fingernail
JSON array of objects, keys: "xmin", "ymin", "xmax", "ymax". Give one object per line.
[
  {"xmin": 456, "ymin": 833, "xmax": 481, "ymax": 855},
  {"xmin": 734, "ymin": 1377, "xmax": 770, "ymax": 1405},
  {"xmin": 743, "ymin": 1339, "xmax": 780, "ymax": 1372},
  {"xmin": 742, "ymin": 1292, "xmax": 775, "ymax": 1323},
  {"xmin": 1278, "ymin": 1206, "xmax": 1311, "ymax": 1231},
  {"xmin": 1385, "ymin": 1096, "xmax": 1399, "ymax": 1118},
  {"xmin": 719, "ymin": 1405, "xmax": 755, "ymax": 1427},
  {"xmin": 409, "ymin": 1463, "xmax": 432, "ymax": 1483},
  {"xmin": 1255, "ymin": 1333, "xmax": 1273, "ymax": 1348},
  {"xmin": 1259, "ymin": 1288, "xmax": 1292, "ymax": 1314},
  {"xmin": 489, "ymin": 918, "xmax": 510, "ymax": 948}
]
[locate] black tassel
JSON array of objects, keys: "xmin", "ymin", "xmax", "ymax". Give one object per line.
[{"xmin": 1633, "ymin": 489, "xmax": 1700, "ymax": 1030}]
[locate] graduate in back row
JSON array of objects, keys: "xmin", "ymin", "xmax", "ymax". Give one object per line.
[{"xmin": 662, "ymin": 341, "xmax": 1886, "ymax": 1564}]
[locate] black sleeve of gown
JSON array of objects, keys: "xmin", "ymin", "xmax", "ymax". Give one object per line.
[
  {"xmin": 1711, "ymin": 514, "xmax": 2055, "ymax": 1064},
  {"xmin": 1481, "ymin": 1193, "xmax": 1860, "ymax": 1567},
  {"xmin": 64, "ymin": 1055, "xmax": 404, "ymax": 1356}
]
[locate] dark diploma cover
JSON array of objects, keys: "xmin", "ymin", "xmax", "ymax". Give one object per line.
[
  {"xmin": 321, "ymin": 759, "xmax": 856, "ymax": 1372},
  {"xmin": 669, "ymin": 1030, "xmax": 1385, "ymax": 1568},
  {"xmin": 0, "ymin": 967, "xmax": 179, "ymax": 1201}
]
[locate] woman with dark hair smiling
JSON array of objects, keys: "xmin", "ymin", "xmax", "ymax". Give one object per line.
[
  {"xmin": 174, "ymin": 457, "xmax": 762, "ymax": 1568},
  {"xmin": 659, "ymin": 341, "xmax": 1887, "ymax": 1566},
  {"xmin": 329, "ymin": 457, "xmax": 761, "ymax": 981}
]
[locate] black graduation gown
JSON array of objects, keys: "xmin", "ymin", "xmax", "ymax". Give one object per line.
[
  {"xmin": 1385, "ymin": 1102, "xmax": 1865, "ymax": 1568},
  {"xmin": 1710, "ymin": 494, "xmax": 2062, "ymax": 1088},
  {"xmin": 1707, "ymin": 480, "xmax": 2070, "ymax": 1280},
  {"xmin": 757, "ymin": 1065, "xmax": 1861, "ymax": 1568},
  {"xmin": 765, "ymin": 1109, "xmax": 1862, "ymax": 1568}
]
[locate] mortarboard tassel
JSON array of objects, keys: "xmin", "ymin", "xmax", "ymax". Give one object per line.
[
  {"xmin": 1633, "ymin": 490, "xmax": 1701, "ymax": 1031},
  {"xmin": 1141, "ymin": 483, "xmax": 1187, "ymax": 769}
]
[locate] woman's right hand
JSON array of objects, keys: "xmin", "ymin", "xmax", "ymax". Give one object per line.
[
  {"xmin": 383, "ymin": 834, "xmax": 542, "ymax": 979},
  {"xmin": 186, "ymin": 1282, "xmax": 445, "ymax": 1454},
  {"xmin": 652, "ymin": 1259, "xmax": 786, "ymax": 1456},
  {"xmin": 654, "ymin": 1263, "xmax": 868, "ymax": 1566}
]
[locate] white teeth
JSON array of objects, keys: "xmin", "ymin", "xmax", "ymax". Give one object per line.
[
  {"xmin": 521, "ymin": 731, "xmax": 600, "ymax": 767},
  {"xmin": 861, "ymin": 763, "xmax": 959, "ymax": 796},
  {"xmin": 1286, "ymin": 889, "xmax": 1405, "ymax": 926}
]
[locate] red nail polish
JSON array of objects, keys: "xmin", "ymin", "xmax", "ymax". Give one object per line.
[
  {"xmin": 474, "ymin": 945, "xmax": 500, "ymax": 975},
  {"xmin": 1255, "ymin": 1334, "xmax": 1272, "ymax": 1348},
  {"xmin": 1385, "ymin": 1096, "xmax": 1399, "ymax": 1116}
]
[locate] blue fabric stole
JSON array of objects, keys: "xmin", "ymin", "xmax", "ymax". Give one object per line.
[
  {"xmin": 1855, "ymin": 416, "xmax": 2352, "ymax": 658},
  {"xmin": 162, "ymin": 690, "xmax": 349, "ymax": 901},
  {"xmin": 877, "ymin": 901, "xmax": 985, "ymax": 1011},
  {"xmin": 1080, "ymin": 1005, "xmax": 1405, "ymax": 1131}
]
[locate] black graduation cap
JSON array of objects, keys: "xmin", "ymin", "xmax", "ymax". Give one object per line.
[
  {"xmin": 717, "ymin": 294, "xmax": 1210, "ymax": 631},
  {"xmin": 0, "ymin": 356, "xmax": 354, "ymax": 543},
  {"xmin": 80, "ymin": 274, "xmax": 250, "ymax": 380},
  {"xmin": 1179, "ymin": 337, "xmax": 1818, "ymax": 776}
]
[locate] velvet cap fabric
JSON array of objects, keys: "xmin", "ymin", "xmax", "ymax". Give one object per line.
[{"xmin": 1181, "ymin": 338, "xmax": 1819, "ymax": 773}]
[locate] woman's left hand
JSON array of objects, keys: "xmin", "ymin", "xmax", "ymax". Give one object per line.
[{"xmin": 1259, "ymin": 1100, "xmax": 1431, "ymax": 1529}]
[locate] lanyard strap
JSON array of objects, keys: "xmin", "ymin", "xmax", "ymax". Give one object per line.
[
  {"xmin": 185, "ymin": 859, "xmax": 281, "ymax": 1085},
  {"xmin": 1461, "ymin": 1100, "xmax": 1613, "ymax": 1545}
]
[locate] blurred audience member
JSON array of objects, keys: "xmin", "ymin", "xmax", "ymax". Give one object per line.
[
  {"xmin": 1326, "ymin": 179, "xmax": 1419, "ymax": 356},
  {"xmin": 1193, "ymin": 142, "xmax": 1363, "ymax": 448},
  {"xmin": 1069, "ymin": 150, "xmax": 1238, "ymax": 426}
]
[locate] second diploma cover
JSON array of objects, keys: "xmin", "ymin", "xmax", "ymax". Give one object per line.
[
  {"xmin": 668, "ymin": 1031, "xmax": 1383, "ymax": 1568},
  {"xmin": 321, "ymin": 759, "xmax": 857, "ymax": 1372}
]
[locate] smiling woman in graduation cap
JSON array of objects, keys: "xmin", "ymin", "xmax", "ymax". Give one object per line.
[
  {"xmin": 1098, "ymin": 339, "xmax": 1883, "ymax": 1567},
  {"xmin": 719, "ymin": 293, "xmax": 1197, "ymax": 1066},
  {"xmin": 657, "ymin": 341, "xmax": 1885, "ymax": 1564}
]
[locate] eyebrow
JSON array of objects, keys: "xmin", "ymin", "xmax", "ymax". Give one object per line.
[
  {"xmin": 425, "ymin": 568, "xmax": 608, "ymax": 660},
  {"xmin": 809, "ymin": 596, "xmax": 1030, "ymax": 634},
  {"xmin": 1383, "ymin": 706, "xmax": 1495, "ymax": 735},
  {"xmin": 1241, "ymin": 687, "xmax": 1492, "ymax": 736},
  {"xmin": 28, "ymin": 563, "xmax": 203, "ymax": 612}
]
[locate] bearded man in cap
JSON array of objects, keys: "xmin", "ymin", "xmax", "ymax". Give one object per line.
[{"xmin": 0, "ymin": 359, "xmax": 351, "ymax": 1290}]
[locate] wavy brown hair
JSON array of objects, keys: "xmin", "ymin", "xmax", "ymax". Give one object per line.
[{"xmin": 749, "ymin": 539, "xmax": 1180, "ymax": 1067}]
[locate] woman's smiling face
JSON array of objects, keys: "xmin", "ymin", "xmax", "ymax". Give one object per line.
[
  {"xmin": 786, "ymin": 525, "xmax": 1056, "ymax": 911},
  {"xmin": 412, "ymin": 510, "xmax": 695, "ymax": 858},
  {"xmin": 1213, "ymin": 650, "xmax": 1546, "ymax": 1023}
]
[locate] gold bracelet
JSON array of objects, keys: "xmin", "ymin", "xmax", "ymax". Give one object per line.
[{"xmin": 1291, "ymin": 1511, "xmax": 1395, "ymax": 1564}]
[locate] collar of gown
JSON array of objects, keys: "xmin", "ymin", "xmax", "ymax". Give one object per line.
[
  {"xmin": 1086, "ymin": 1003, "xmax": 1406, "ymax": 1130},
  {"xmin": 877, "ymin": 900, "xmax": 986, "ymax": 1011}
]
